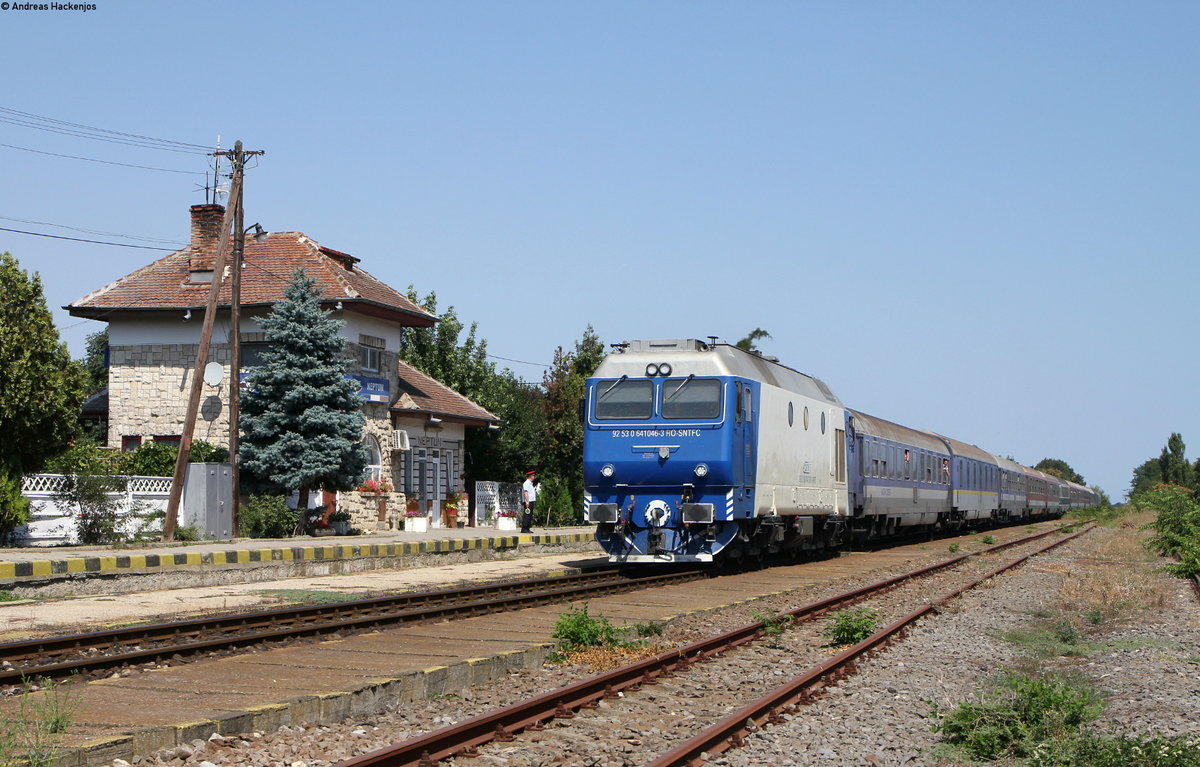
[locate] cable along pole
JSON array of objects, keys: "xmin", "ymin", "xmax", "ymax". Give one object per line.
[{"xmin": 162, "ymin": 140, "xmax": 263, "ymax": 541}]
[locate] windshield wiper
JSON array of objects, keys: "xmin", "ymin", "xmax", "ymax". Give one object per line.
[
  {"xmin": 598, "ymin": 375, "xmax": 629, "ymax": 401},
  {"xmin": 666, "ymin": 374, "xmax": 696, "ymax": 401}
]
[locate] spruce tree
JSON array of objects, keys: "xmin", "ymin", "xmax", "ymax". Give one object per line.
[{"xmin": 240, "ymin": 270, "xmax": 367, "ymax": 518}]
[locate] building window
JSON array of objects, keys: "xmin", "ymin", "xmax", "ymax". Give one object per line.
[
  {"xmin": 240, "ymin": 342, "xmax": 271, "ymax": 369},
  {"xmin": 359, "ymin": 334, "xmax": 385, "ymax": 373},
  {"xmin": 361, "ymin": 346, "xmax": 381, "ymax": 373},
  {"xmin": 364, "ymin": 434, "xmax": 383, "ymax": 482},
  {"xmin": 122, "ymin": 435, "xmax": 142, "ymax": 452},
  {"xmin": 153, "ymin": 435, "xmax": 181, "ymax": 447}
]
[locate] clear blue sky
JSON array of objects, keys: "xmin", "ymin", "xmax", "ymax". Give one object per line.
[{"xmin": 2, "ymin": 2, "xmax": 1196, "ymax": 500}]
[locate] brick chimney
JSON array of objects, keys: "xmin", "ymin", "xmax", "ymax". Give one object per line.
[{"xmin": 188, "ymin": 204, "xmax": 226, "ymax": 272}]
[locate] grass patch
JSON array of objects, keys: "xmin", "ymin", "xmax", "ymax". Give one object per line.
[
  {"xmin": 0, "ymin": 591, "xmax": 21, "ymax": 603},
  {"xmin": 932, "ymin": 671, "xmax": 1104, "ymax": 761},
  {"xmin": 255, "ymin": 588, "xmax": 360, "ymax": 605},
  {"xmin": 1001, "ymin": 621, "xmax": 1093, "ymax": 659},
  {"xmin": 548, "ymin": 603, "xmax": 662, "ymax": 667}
]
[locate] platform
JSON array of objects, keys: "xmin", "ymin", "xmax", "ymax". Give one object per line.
[{"xmin": 0, "ymin": 525, "xmax": 599, "ymax": 596}]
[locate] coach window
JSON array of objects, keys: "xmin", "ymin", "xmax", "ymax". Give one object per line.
[
  {"xmin": 820, "ymin": 410, "xmax": 826, "ymax": 434},
  {"xmin": 595, "ymin": 379, "xmax": 654, "ymax": 420},
  {"xmin": 803, "ymin": 406, "xmax": 810, "ymax": 430},
  {"xmin": 788, "ymin": 402, "xmax": 794, "ymax": 427},
  {"xmin": 742, "ymin": 387, "xmax": 753, "ymax": 422}
]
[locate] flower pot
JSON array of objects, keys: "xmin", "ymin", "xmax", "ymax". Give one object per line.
[
  {"xmin": 406, "ymin": 516, "xmax": 429, "ymax": 533},
  {"xmin": 309, "ymin": 527, "xmax": 335, "ymax": 537},
  {"xmin": 332, "ymin": 520, "xmax": 351, "ymax": 535},
  {"xmin": 496, "ymin": 516, "xmax": 518, "ymax": 531}
]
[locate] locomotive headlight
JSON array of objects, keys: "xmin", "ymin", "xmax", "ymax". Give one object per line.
[
  {"xmin": 645, "ymin": 363, "xmax": 659, "ymax": 377},
  {"xmin": 694, "ymin": 463, "xmax": 709, "ymax": 478},
  {"xmin": 658, "ymin": 363, "xmax": 672, "ymax": 376},
  {"xmin": 600, "ymin": 464, "xmax": 615, "ymax": 478}
]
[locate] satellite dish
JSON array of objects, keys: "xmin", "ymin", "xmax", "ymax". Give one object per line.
[{"xmin": 203, "ymin": 362, "xmax": 225, "ymax": 386}]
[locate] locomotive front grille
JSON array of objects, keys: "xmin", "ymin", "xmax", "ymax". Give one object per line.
[
  {"xmin": 589, "ymin": 503, "xmax": 619, "ymax": 523},
  {"xmin": 681, "ymin": 503, "xmax": 715, "ymax": 524}
]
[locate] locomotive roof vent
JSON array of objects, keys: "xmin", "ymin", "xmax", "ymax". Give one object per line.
[{"xmin": 626, "ymin": 338, "xmax": 710, "ymax": 353}]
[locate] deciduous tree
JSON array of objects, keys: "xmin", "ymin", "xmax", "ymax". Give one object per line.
[
  {"xmin": 1034, "ymin": 458, "xmax": 1084, "ymax": 485},
  {"xmin": 0, "ymin": 252, "xmax": 86, "ymax": 530}
]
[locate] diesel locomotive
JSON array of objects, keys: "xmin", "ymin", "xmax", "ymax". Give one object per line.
[{"xmin": 583, "ymin": 339, "xmax": 1096, "ymax": 564}]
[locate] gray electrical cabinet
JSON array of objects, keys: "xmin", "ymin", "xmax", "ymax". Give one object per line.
[{"xmin": 181, "ymin": 463, "xmax": 233, "ymax": 541}]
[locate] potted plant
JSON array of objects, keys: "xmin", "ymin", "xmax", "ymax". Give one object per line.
[
  {"xmin": 328, "ymin": 510, "xmax": 352, "ymax": 535},
  {"xmin": 405, "ymin": 501, "xmax": 428, "ymax": 533},
  {"xmin": 495, "ymin": 508, "xmax": 519, "ymax": 531},
  {"xmin": 356, "ymin": 478, "xmax": 392, "ymax": 495},
  {"xmin": 442, "ymin": 491, "xmax": 465, "ymax": 528},
  {"xmin": 307, "ymin": 509, "xmax": 334, "ymax": 537}
]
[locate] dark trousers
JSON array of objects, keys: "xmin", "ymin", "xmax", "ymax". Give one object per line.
[{"xmin": 521, "ymin": 504, "xmax": 534, "ymax": 532}]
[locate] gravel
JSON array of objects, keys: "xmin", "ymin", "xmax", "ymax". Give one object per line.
[{"xmin": 100, "ymin": 527, "xmax": 1200, "ymax": 767}]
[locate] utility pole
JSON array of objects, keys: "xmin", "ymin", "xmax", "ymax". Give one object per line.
[{"xmin": 162, "ymin": 140, "xmax": 263, "ymax": 541}]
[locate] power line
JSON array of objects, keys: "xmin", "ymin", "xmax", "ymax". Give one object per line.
[
  {"xmin": 0, "ymin": 106, "xmax": 211, "ymax": 153},
  {"xmin": 0, "ymin": 226, "xmax": 177, "ymax": 251},
  {"xmin": 0, "ymin": 141, "xmax": 207, "ymax": 175},
  {"xmin": 0, "ymin": 215, "xmax": 184, "ymax": 245}
]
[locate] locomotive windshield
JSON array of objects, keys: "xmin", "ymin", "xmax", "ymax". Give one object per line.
[
  {"xmin": 594, "ymin": 378, "xmax": 653, "ymax": 420},
  {"xmin": 662, "ymin": 377, "xmax": 721, "ymax": 419}
]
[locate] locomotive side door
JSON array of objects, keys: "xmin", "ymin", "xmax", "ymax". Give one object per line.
[{"xmin": 733, "ymin": 381, "xmax": 757, "ymax": 515}]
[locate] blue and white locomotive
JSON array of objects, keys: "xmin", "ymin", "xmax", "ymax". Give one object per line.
[{"xmin": 583, "ymin": 338, "xmax": 1096, "ymax": 564}]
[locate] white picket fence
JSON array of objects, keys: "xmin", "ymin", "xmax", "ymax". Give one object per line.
[{"xmin": 16, "ymin": 474, "xmax": 172, "ymax": 547}]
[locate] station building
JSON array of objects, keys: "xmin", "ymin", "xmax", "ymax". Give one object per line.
[{"xmin": 66, "ymin": 204, "xmax": 498, "ymax": 531}]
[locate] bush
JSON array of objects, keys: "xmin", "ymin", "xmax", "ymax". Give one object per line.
[
  {"xmin": 0, "ymin": 470, "xmax": 30, "ymax": 540},
  {"xmin": 120, "ymin": 440, "xmax": 228, "ymax": 477},
  {"xmin": 552, "ymin": 603, "xmax": 623, "ymax": 652},
  {"xmin": 54, "ymin": 472, "xmax": 127, "ymax": 545},
  {"xmin": 238, "ymin": 495, "xmax": 298, "ymax": 538},
  {"xmin": 536, "ymin": 474, "xmax": 578, "ymax": 527},
  {"xmin": 824, "ymin": 607, "xmax": 880, "ymax": 646},
  {"xmin": 1138, "ymin": 483, "xmax": 1200, "ymax": 578},
  {"xmin": 1029, "ymin": 732, "xmax": 1200, "ymax": 767}
]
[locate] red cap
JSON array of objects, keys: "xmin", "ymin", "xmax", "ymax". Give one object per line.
[{"xmin": 526, "ymin": 470, "xmax": 537, "ymax": 476}]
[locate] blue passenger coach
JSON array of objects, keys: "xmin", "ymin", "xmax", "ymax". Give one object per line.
[{"xmin": 584, "ymin": 339, "xmax": 847, "ymax": 563}]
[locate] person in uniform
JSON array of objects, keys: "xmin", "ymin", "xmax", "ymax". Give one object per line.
[{"xmin": 521, "ymin": 470, "xmax": 537, "ymax": 533}]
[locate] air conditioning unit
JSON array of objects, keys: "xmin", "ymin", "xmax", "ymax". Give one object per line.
[{"xmin": 391, "ymin": 430, "xmax": 411, "ymax": 451}]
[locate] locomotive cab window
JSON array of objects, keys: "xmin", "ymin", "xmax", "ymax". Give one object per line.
[
  {"xmin": 662, "ymin": 378, "xmax": 721, "ymax": 419},
  {"xmin": 594, "ymin": 379, "xmax": 654, "ymax": 420}
]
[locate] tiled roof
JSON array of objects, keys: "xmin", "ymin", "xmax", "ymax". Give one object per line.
[
  {"xmin": 392, "ymin": 360, "xmax": 499, "ymax": 425},
  {"xmin": 67, "ymin": 232, "xmax": 435, "ymax": 327}
]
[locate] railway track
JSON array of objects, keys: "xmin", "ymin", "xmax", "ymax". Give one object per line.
[
  {"xmin": 0, "ymin": 566, "xmax": 710, "ymax": 687},
  {"xmin": 330, "ymin": 524, "xmax": 1090, "ymax": 767}
]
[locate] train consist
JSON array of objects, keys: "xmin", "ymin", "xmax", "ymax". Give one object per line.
[{"xmin": 583, "ymin": 339, "xmax": 1097, "ymax": 564}]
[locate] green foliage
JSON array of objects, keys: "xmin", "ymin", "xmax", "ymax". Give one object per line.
[
  {"xmin": 981, "ymin": 534, "xmax": 995, "ymax": 544},
  {"xmin": 42, "ymin": 440, "xmax": 121, "ymax": 475},
  {"xmin": 1137, "ymin": 483, "xmax": 1200, "ymax": 577},
  {"xmin": 81, "ymin": 328, "xmax": 108, "ymax": 394},
  {"xmin": 753, "ymin": 608, "xmax": 794, "ymax": 639},
  {"xmin": 948, "ymin": 543, "xmax": 960, "ymax": 553},
  {"xmin": 734, "ymin": 328, "xmax": 772, "ymax": 351},
  {"xmin": 0, "ymin": 675, "xmax": 81, "ymax": 767},
  {"xmin": 1034, "ymin": 458, "xmax": 1085, "ymax": 485},
  {"xmin": 1131, "ymin": 433, "xmax": 1197, "ymax": 498},
  {"xmin": 1028, "ymin": 732, "xmax": 1200, "ymax": 767},
  {"xmin": 0, "ymin": 470, "xmax": 31, "ymax": 539},
  {"xmin": 119, "ymin": 439, "xmax": 228, "ymax": 477},
  {"xmin": 399, "ymin": 288, "xmax": 495, "ymax": 401},
  {"xmin": 932, "ymin": 672, "xmax": 1103, "ymax": 761},
  {"xmin": 173, "ymin": 524, "xmax": 202, "ymax": 542},
  {"xmin": 541, "ymin": 326, "xmax": 604, "ymax": 520},
  {"xmin": 632, "ymin": 621, "xmax": 664, "ymax": 638},
  {"xmin": 55, "ymin": 472, "xmax": 128, "ymax": 545},
  {"xmin": 240, "ymin": 270, "xmax": 368, "ymax": 508},
  {"xmin": 552, "ymin": 603, "xmax": 623, "ymax": 652},
  {"xmin": 823, "ymin": 607, "xmax": 880, "ymax": 646},
  {"xmin": 238, "ymin": 494, "xmax": 298, "ymax": 538},
  {"xmin": 535, "ymin": 474, "xmax": 575, "ymax": 527},
  {"xmin": 0, "ymin": 252, "xmax": 87, "ymax": 479}
]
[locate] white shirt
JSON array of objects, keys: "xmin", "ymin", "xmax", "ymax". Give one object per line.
[{"xmin": 523, "ymin": 478, "xmax": 538, "ymax": 503}]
